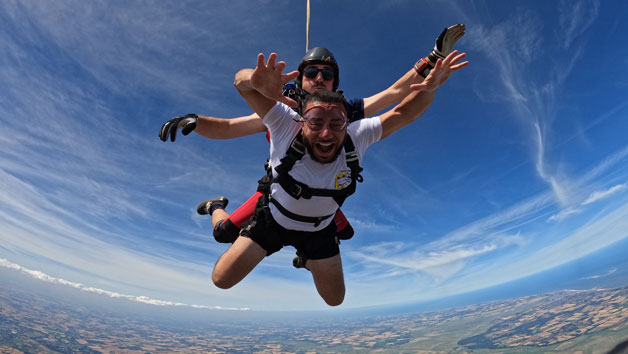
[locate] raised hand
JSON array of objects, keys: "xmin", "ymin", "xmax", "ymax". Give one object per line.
[
  {"xmin": 250, "ymin": 53, "xmax": 300, "ymax": 108},
  {"xmin": 410, "ymin": 50, "xmax": 468, "ymax": 92}
]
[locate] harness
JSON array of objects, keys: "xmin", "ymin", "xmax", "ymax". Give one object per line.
[{"xmin": 258, "ymin": 130, "xmax": 363, "ymax": 226}]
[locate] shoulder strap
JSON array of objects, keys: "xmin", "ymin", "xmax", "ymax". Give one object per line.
[
  {"xmin": 274, "ymin": 130, "xmax": 306, "ymax": 176},
  {"xmin": 343, "ymin": 134, "xmax": 363, "ymax": 183}
]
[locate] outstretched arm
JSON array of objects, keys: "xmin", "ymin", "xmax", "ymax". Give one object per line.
[
  {"xmin": 194, "ymin": 114, "xmax": 266, "ymax": 140},
  {"xmin": 158, "ymin": 112, "xmax": 267, "ymax": 142},
  {"xmin": 379, "ymin": 51, "xmax": 468, "ymax": 140},
  {"xmin": 235, "ymin": 53, "xmax": 299, "ymax": 119},
  {"xmin": 363, "ymin": 24, "xmax": 466, "ymax": 117},
  {"xmin": 160, "ymin": 53, "xmax": 297, "ymax": 143}
]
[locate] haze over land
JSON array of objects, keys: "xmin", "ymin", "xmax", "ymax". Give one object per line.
[{"xmin": 2, "ymin": 266, "xmax": 628, "ymax": 353}]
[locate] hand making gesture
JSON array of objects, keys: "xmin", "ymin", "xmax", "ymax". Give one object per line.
[{"xmin": 250, "ymin": 53, "xmax": 301, "ymax": 108}]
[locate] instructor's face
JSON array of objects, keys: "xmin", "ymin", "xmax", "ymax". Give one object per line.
[
  {"xmin": 301, "ymin": 102, "xmax": 348, "ymax": 163},
  {"xmin": 301, "ymin": 64, "xmax": 334, "ymax": 94}
]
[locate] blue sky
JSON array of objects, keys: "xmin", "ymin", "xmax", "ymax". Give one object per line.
[{"xmin": 1, "ymin": 0, "xmax": 628, "ymax": 311}]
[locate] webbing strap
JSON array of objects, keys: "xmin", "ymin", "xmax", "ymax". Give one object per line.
[
  {"xmin": 305, "ymin": 0, "xmax": 310, "ymax": 53},
  {"xmin": 275, "ymin": 134, "xmax": 305, "ymax": 175},
  {"xmin": 269, "ymin": 197, "xmax": 333, "ymax": 227}
]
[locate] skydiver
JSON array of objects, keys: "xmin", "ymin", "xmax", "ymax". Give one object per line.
[
  {"xmin": 159, "ymin": 25, "xmax": 466, "ymax": 262},
  {"xmin": 210, "ymin": 50, "xmax": 467, "ymax": 306}
]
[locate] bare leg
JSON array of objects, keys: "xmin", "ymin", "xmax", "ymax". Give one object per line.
[
  {"xmin": 307, "ymin": 254, "xmax": 345, "ymax": 306},
  {"xmin": 212, "ymin": 236, "xmax": 266, "ymax": 289}
]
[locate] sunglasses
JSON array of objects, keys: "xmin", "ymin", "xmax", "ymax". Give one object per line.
[
  {"xmin": 302, "ymin": 107, "xmax": 347, "ymax": 132},
  {"xmin": 303, "ymin": 67, "xmax": 335, "ymax": 81}
]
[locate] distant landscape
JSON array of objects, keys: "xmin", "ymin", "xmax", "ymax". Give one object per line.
[{"xmin": 2, "ymin": 268, "xmax": 627, "ymax": 353}]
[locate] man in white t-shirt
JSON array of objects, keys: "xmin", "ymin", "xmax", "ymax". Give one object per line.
[{"xmin": 211, "ymin": 50, "xmax": 468, "ymax": 306}]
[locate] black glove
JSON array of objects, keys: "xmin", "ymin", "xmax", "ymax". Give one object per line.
[
  {"xmin": 159, "ymin": 114, "xmax": 199, "ymax": 142},
  {"xmin": 428, "ymin": 24, "xmax": 466, "ymax": 63}
]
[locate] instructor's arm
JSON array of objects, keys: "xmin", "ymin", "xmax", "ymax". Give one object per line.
[{"xmin": 379, "ymin": 51, "xmax": 468, "ymax": 140}]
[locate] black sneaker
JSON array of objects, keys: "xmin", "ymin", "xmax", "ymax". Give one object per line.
[{"xmin": 196, "ymin": 197, "xmax": 229, "ymax": 215}]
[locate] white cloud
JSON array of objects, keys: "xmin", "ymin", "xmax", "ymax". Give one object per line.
[
  {"xmin": 548, "ymin": 207, "xmax": 583, "ymax": 222},
  {"xmin": 412, "ymin": 202, "xmax": 628, "ymax": 301},
  {"xmin": 582, "ymin": 184, "xmax": 627, "ymax": 205},
  {"xmin": 466, "ymin": 5, "xmax": 599, "ymax": 207},
  {"xmin": 0, "ymin": 258, "xmax": 248, "ymax": 310},
  {"xmin": 559, "ymin": 0, "xmax": 600, "ymax": 48},
  {"xmin": 431, "ymin": 192, "xmax": 553, "ymax": 249},
  {"xmin": 348, "ymin": 217, "xmax": 398, "ymax": 233},
  {"xmin": 4, "ymin": 1, "xmax": 267, "ymax": 104},
  {"xmin": 581, "ymin": 268, "xmax": 617, "ymax": 280},
  {"xmin": 348, "ymin": 232, "xmax": 525, "ymax": 282},
  {"xmin": 548, "ymin": 183, "xmax": 628, "ymax": 222},
  {"xmin": 351, "ymin": 138, "xmax": 628, "ymax": 290}
]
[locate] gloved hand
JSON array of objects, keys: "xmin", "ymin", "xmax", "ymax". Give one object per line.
[
  {"xmin": 159, "ymin": 113, "xmax": 199, "ymax": 142},
  {"xmin": 429, "ymin": 24, "xmax": 466, "ymax": 62}
]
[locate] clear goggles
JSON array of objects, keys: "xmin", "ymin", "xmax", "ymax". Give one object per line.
[{"xmin": 301, "ymin": 104, "xmax": 348, "ymax": 132}]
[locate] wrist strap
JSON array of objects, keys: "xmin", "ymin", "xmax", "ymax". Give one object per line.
[
  {"xmin": 428, "ymin": 51, "xmax": 442, "ymax": 64},
  {"xmin": 413, "ymin": 57, "xmax": 434, "ymax": 78}
]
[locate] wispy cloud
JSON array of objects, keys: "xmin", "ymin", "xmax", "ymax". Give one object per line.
[
  {"xmin": 3, "ymin": 1, "xmax": 278, "ymax": 106},
  {"xmin": 0, "ymin": 258, "xmax": 248, "ymax": 310},
  {"xmin": 548, "ymin": 183, "xmax": 628, "ymax": 222},
  {"xmin": 548, "ymin": 207, "xmax": 583, "ymax": 223},
  {"xmin": 350, "ymin": 243, "xmax": 496, "ymax": 280},
  {"xmin": 349, "ymin": 217, "xmax": 398, "ymax": 234},
  {"xmin": 349, "ymin": 138, "xmax": 628, "ymax": 288},
  {"xmin": 348, "ymin": 231, "xmax": 525, "ymax": 282},
  {"xmin": 582, "ymin": 184, "xmax": 627, "ymax": 205},
  {"xmin": 466, "ymin": 1, "xmax": 599, "ymax": 207},
  {"xmin": 559, "ymin": 0, "xmax": 600, "ymax": 48},
  {"xmin": 404, "ymin": 202, "xmax": 628, "ymax": 301},
  {"xmin": 581, "ymin": 268, "xmax": 617, "ymax": 280}
]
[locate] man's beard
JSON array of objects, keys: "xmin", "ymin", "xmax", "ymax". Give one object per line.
[{"xmin": 302, "ymin": 134, "xmax": 346, "ymax": 163}]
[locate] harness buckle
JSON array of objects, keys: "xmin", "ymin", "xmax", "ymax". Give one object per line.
[{"xmin": 292, "ymin": 184, "xmax": 303, "ymax": 198}]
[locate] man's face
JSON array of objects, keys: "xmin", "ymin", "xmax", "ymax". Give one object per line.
[
  {"xmin": 301, "ymin": 101, "xmax": 348, "ymax": 163},
  {"xmin": 300, "ymin": 64, "xmax": 335, "ymax": 94}
]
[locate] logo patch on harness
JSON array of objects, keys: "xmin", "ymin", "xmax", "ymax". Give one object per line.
[{"xmin": 335, "ymin": 169, "xmax": 352, "ymax": 190}]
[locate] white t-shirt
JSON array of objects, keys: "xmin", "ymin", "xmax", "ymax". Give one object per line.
[{"xmin": 263, "ymin": 102, "xmax": 382, "ymax": 231}]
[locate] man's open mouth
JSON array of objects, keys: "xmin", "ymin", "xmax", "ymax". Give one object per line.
[{"xmin": 315, "ymin": 141, "xmax": 336, "ymax": 156}]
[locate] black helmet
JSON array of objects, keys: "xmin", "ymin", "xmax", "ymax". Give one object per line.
[{"xmin": 295, "ymin": 47, "xmax": 339, "ymax": 92}]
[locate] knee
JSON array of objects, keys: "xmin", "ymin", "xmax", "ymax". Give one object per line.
[
  {"xmin": 324, "ymin": 294, "xmax": 345, "ymax": 307},
  {"xmin": 212, "ymin": 269, "xmax": 234, "ymax": 289},
  {"xmin": 322, "ymin": 288, "xmax": 345, "ymax": 307},
  {"xmin": 213, "ymin": 219, "xmax": 239, "ymax": 243}
]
